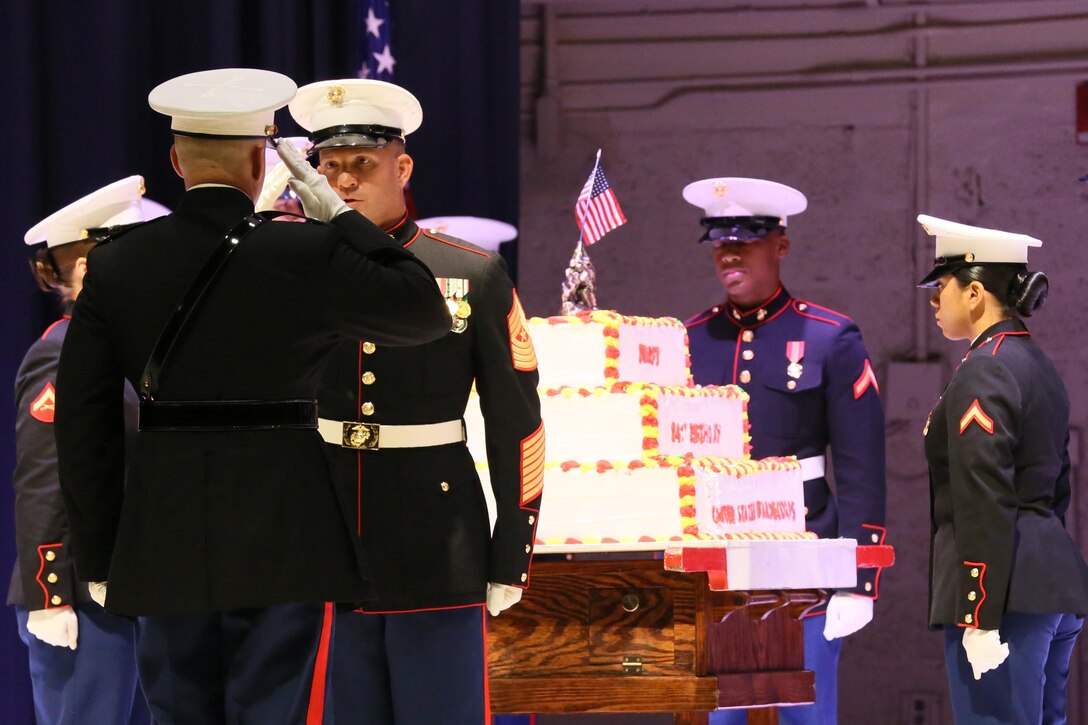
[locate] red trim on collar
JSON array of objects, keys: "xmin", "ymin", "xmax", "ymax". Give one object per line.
[
  {"xmin": 735, "ymin": 300, "xmax": 792, "ymax": 333},
  {"xmin": 420, "ymin": 230, "xmax": 491, "ymax": 257},
  {"xmin": 725, "ymin": 285, "xmax": 785, "ymax": 320},
  {"xmin": 990, "ymin": 331, "xmax": 1030, "ymax": 355},
  {"xmin": 384, "ymin": 213, "xmax": 410, "ymax": 234},
  {"xmin": 401, "ymin": 228, "xmax": 422, "ymax": 248},
  {"xmin": 40, "ymin": 317, "xmax": 70, "ymax": 340},
  {"xmin": 964, "ymin": 330, "xmax": 1031, "ymax": 359}
]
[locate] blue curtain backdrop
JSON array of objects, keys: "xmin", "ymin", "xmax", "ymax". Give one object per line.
[{"xmin": 0, "ymin": 1, "xmax": 518, "ymax": 718}]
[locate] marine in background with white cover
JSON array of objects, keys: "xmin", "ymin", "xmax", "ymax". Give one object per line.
[
  {"xmin": 9, "ymin": 177, "xmax": 162, "ymax": 725},
  {"xmin": 917, "ymin": 214, "xmax": 1087, "ymax": 724},
  {"xmin": 684, "ymin": 178, "xmax": 887, "ymax": 725}
]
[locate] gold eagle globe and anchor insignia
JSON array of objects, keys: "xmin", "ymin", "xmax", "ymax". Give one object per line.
[
  {"xmin": 326, "ymin": 85, "xmax": 346, "ymax": 106},
  {"xmin": 343, "ymin": 422, "xmax": 379, "ymax": 450}
]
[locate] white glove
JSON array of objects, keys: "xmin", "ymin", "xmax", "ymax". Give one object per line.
[
  {"xmin": 275, "ymin": 140, "xmax": 349, "ymax": 221},
  {"xmin": 962, "ymin": 628, "xmax": 1010, "ymax": 680},
  {"xmin": 88, "ymin": 581, "xmax": 107, "ymax": 607},
  {"xmin": 823, "ymin": 592, "xmax": 874, "ymax": 640},
  {"xmin": 486, "ymin": 582, "xmax": 523, "ymax": 616},
  {"xmin": 26, "ymin": 607, "xmax": 79, "ymax": 650}
]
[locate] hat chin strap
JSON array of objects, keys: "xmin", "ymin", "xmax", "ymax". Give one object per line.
[{"xmin": 310, "ymin": 124, "xmax": 404, "ymax": 148}]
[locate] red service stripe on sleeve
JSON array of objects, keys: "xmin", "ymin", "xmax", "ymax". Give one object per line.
[
  {"xmin": 520, "ymin": 423, "xmax": 546, "ymax": 505},
  {"xmin": 508, "ymin": 290, "xmax": 538, "ymax": 372},
  {"xmin": 959, "ymin": 399, "xmax": 994, "ymax": 435},
  {"xmin": 852, "ymin": 359, "xmax": 879, "ymax": 399}
]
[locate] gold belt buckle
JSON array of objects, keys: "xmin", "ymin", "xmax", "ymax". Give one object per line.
[{"xmin": 342, "ymin": 422, "xmax": 379, "ymax": 450}]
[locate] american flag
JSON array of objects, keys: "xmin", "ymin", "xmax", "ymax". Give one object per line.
[
  {"xmin": 574, "ymin": 151, "xmax": 626, "ymax": 245},
  {"xmin": 357, "ymin": 0, "xmax": 395, "ymax": 81}
]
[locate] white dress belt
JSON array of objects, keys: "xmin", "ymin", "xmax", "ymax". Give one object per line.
[
  {"xmin": 798, "ymin": 455, "xmax": 826, "ymax": 482},
  {"xmin": 317, "ymin": 417, "xmax": 465, "ymax": 450}
]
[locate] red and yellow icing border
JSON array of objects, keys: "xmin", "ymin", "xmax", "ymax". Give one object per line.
[
  {"xmin": 479, "ymin": 453, "xmax": 804, "ymax": 543},
  {"xmin": 540, "ymin": 382, "xmax": 751, "ymax": 460},
  {"xmin": 529, "ymin": 311, "xmax": 693, "ymax": 385}
]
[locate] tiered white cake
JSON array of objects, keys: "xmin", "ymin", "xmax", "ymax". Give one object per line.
[{"xmin": 465, "ymin": 310, "xmax": 810, "ymax": 545}]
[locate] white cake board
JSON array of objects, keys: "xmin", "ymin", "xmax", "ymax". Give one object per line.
[{"xmin": 533, "ymin": 538, "xmax": 858, "ymax": 591}]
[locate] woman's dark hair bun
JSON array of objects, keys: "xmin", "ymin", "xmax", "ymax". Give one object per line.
[{"xmin": 1009, "ymin": 270, "xmax": 1048, "ymax": 317}]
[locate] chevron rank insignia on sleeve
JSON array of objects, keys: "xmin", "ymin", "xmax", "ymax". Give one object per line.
[{"xmin": 959, "ymin": 399, "xmax": 994, "ymax": 435}]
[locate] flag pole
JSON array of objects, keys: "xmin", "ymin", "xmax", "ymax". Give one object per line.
[
  {"xmin": 562, "ymin": 149, "xmax": 603, "ymax": 315},
  {"xmin": 574, "ymin": 148, "xmax": 603, "ymax": 253}
]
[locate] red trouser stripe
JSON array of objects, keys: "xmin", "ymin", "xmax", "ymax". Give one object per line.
[
  {"xmin": 306, "ymin": 602, "xmax": 336, "ymax": 725},
  {"xmin": 481, "ymin": 606, "xmax": 491, "ymax": 723}
]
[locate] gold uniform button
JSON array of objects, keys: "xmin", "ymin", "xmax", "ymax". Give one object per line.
[
  {"xmin": 871, "ymin": 533, "xmax": 880, "ymax": 543},
  {"xmin": 520, "ymin": 573, "xmax": 528, "ymax": 583},
  {"xmin": 361, "ymin": 402, "xmax": 375, "ymax": 416},
  {"xmin": 787, "ymin": 380, "xmax": 797, "ymax": 390},
  {"xmin": 739, "ymin": 370, "xmax": 751, "ymax": 384},
  {"xmin": 525, "ymin": 544, "xmax": 532, "ymax": 554},
  {"xmin": 864, "ymin": 582, "xmax": 872, "ymax": 592},
  {"xmin": 362, "ymin": 372, "xmax": 376, "ymax": 385},
  {"xmin": 797, "ymin": 303, "xmax": 808, "ymax": 311},
  {"xmin": 51, "ymin": 595, "xmax": 62, "ymax": 606},
  {"xmin": 440, "ymin": 482, "xmax": 450, "ymax": 492},
  {"xmin": 528, "ymin": 515, "xmax": 535, "ymax": 525},
  {"xmin": 45, "ymin": 551, "xmax": 56, "ymax": 562},
  {"xmin": 741, "ymin": 350, "xmax": 754, "ymax": 361},
  {"xmin": 970, "ymin": 567, "xmax": 979, "ymax": 578},
  {"xmin": 968, "ymin": 591, "xmax": 977, "ymax": 601},
  {"xmin": 47, "ymin": 573, "xmax": 58, "ymax": 584},
  {"xmin": 964, "ymin": 614, "xmax": 973, "ymax": 624},
  {"xmin": 362, "ymin": 342, "xmax": 376, "ymax": 354},
  {"xmin": 741, "ymin": 330, "xmax": 754, "ymax": 343}
]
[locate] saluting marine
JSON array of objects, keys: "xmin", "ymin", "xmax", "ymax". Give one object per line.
[
  {"xmin": 288, "ymin": 79, "xmax": 542, "ymax": 724},
  {"xmin": 918, "ymin": 214, "xmax": 1087, "ymax": 723},
  {"xmin": 683, "ymin": 178, "xmax": 887, "ymax": 725},
  {"xmin": 52, "ymin": 69, "xmax": 450, "ymax": 724}
]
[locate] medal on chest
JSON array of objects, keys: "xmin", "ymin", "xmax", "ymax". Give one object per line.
[
  {"xmin": 437, "ymin": 277, "xmax": 472, "ymax": 334},
  {"xmin": 786, "ymin": 341, "xmax": 805, "ymax": 380}
]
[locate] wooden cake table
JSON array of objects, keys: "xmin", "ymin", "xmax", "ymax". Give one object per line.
[{"xmin": 487, "ymin": 539, "xmax": 894, "ymax": 724}]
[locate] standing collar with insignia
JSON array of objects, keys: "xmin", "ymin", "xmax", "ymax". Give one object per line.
[
  {"xmin": 722, "ymin": 285, "xmax": 792, "ymax": 328},
  {"xmin": 968, "ymin": 318, "xmax": 1029, "ymax": 352},
  {"xmin": 384, "ymin": 212, "xmax": 419, "ymax": 247}
]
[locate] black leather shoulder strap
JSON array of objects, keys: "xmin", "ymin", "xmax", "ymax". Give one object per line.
[{"xmin": 138, "ymin": 213, "xmax": 269, "ymax": 401}]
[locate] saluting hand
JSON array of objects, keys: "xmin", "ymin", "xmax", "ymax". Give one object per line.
[{"xmin": 276, "ymin": 140, "xmax": 350, "ymax": 222}]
